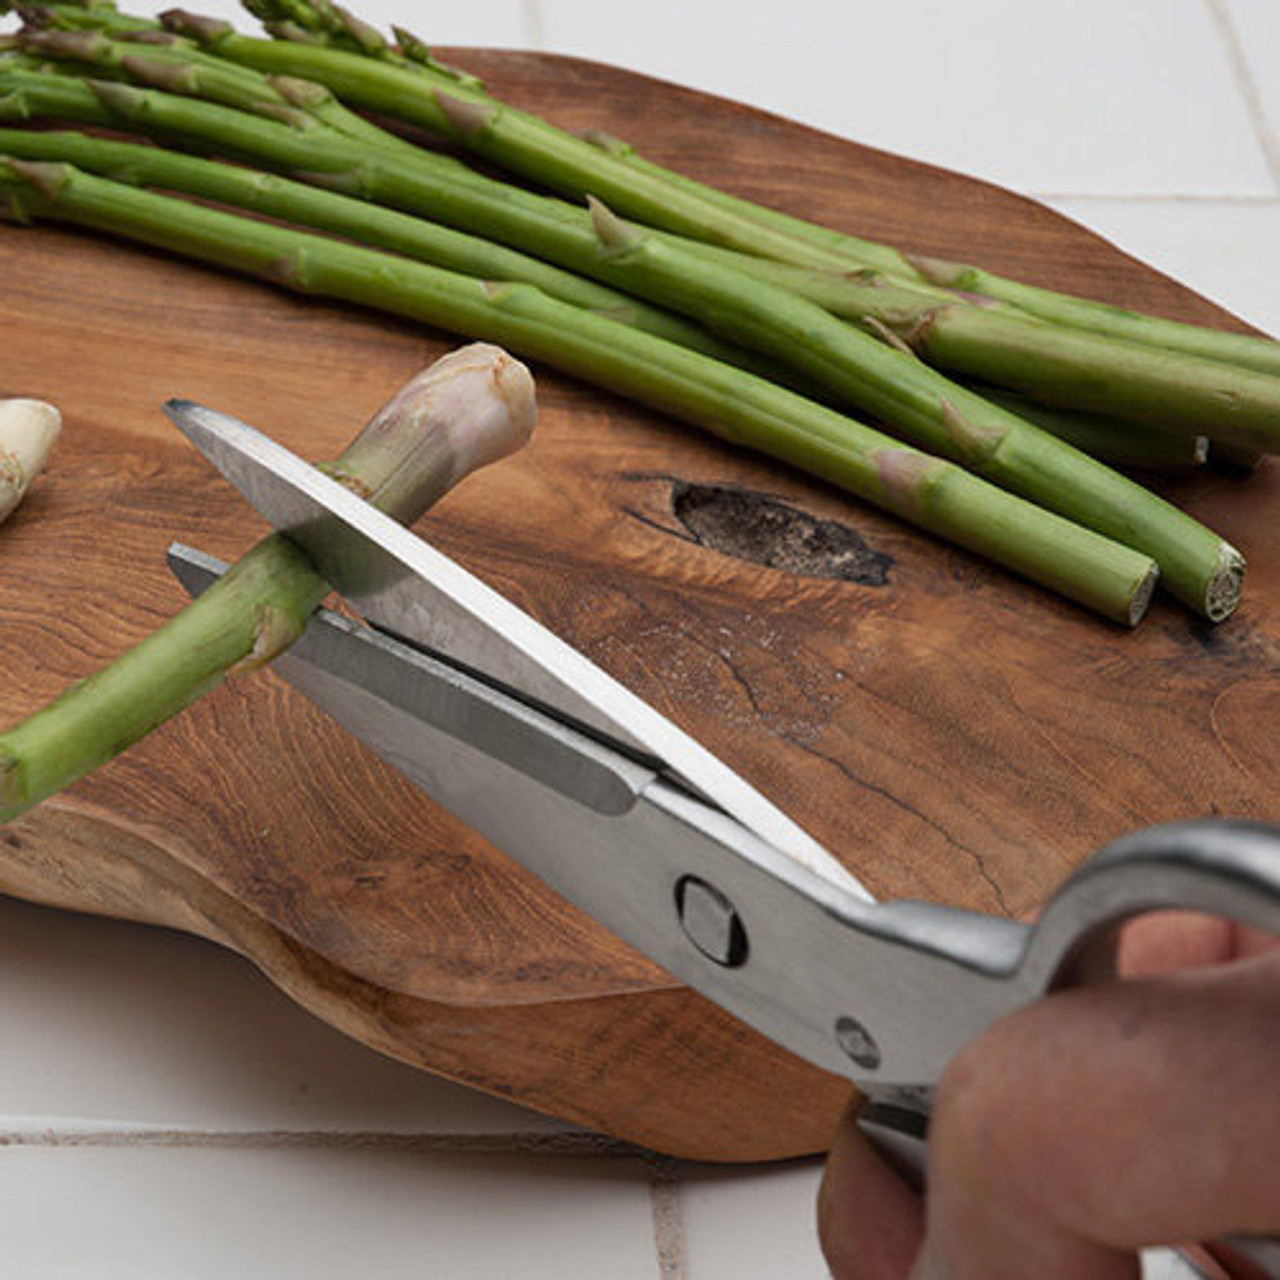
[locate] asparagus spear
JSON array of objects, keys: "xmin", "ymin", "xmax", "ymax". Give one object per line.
[
  {"xmin": 0, "ymin": 69, "xmax": 1247, "ymax": 617},
  {"xmin": 964, "ymin": 388, "xmax": 1207, "ymax": 471},
  {"xmin": 619, "ymin": 229, "xmax": 1280, "ymax": 456},
  {"xmin": 0, "ymin": 342, "xmax": 537, "ymax": 823},
  {"xmin": 0, "ymin": 398, "xmax": 61, "ymax": 523},
  {"xmin": 220, "ymin": 0, "xmax": 1280, "ymax": 380},
  {"xmin": 0, "ymin": 156, "xmax": 1161, "ymax": 625},
  {"xmin": 906, "ymin": 253, "xmax": 1280, "ymax": 380}
]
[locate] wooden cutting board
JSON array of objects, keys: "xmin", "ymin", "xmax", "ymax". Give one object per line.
[{"xmin": 0, "ymin": 51, "xmax": 1276, "ymax": 1162}]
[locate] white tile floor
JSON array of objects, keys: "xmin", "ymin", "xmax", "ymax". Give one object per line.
[{"xmin": 2, "ymin": 1, "xmax": 1277, "ymax": 1275}]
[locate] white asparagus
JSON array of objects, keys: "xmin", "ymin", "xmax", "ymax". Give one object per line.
[{"xmin": 0, "ymin": 398, "xmax": 61, "ymax": 524}]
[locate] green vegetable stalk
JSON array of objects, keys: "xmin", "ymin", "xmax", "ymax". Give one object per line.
[
  {"xmin": 0, "ymin": 157, "xmax": 1160, "ymax": 628},
  {"xmin": 176, "ymin": 0, "xmax": 1280, "ymax": 380},
  {"xmin": 0, "ymin": 70, "xmax": 1246, "ymax": 617},
  {"xmin": 0, "ymin": 342, "xmax": 537, "ymax": 822}
]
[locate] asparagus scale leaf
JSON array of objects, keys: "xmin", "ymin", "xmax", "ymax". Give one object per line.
[{"xmin": 0, "ymin": 342, "xmax": 538, "ymax": 822}]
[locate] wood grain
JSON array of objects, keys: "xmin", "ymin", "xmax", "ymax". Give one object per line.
[{"xmin": 0, "ymin": 51, "xmax": 1275, "ymax": 1160}]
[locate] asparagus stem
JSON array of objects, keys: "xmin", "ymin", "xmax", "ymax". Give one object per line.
[
  {"xmin": 886, "ymin": 293, "xmax": 1280, "ymax": 455},
  {"xmin": 0, "ymin": 157, "xmax": 1161, "ymax": 625},
  {"xmin": 0, "ymin": 71, "xmax": 1244, "ymax": 617},
  {"xmin": 0, "ymin": 397, "xmax": 61, "ymax": 523},
  {"xmin": 0, "ymin": 342, "xmax": 537, "ymax": 822},
  {"xmin": 0, "ymin": 70, "xmax": 781, "ymax": 375},
  {"xmin": 908, "ymin": 254, "xmax": 1280, "ymax": 380},
  {"xmin": 0, "ymin": 132, "xmax": 1205, "ymax": 477},
  {"xmin": 968, "ymin": 387, "xmax": 1208, "ymax": 471},
  {"xmin": 648, "ymin": 244, "xmax": 1280, "ymax": 455}
]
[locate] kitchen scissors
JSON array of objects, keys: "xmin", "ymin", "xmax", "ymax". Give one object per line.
[{"xmin": 163, "ymin": 398, "xmax": 1280, "ymax": 1276}]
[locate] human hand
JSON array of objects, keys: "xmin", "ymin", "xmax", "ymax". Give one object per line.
[{"xmin": 817, "ymin": 912, "xmax": 1280, "ymax": 1278}]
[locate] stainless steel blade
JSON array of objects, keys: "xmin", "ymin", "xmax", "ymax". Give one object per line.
[
  {"xmin": 171, "ymin": 544, "xmax": 1018, "ymax": 1086},
  {"xmin": 163, "ymin": 404, "xmax": 871, "ymax": 900}
]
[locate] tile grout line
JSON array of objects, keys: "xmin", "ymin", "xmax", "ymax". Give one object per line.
[
  {"xmin": 1203, "ymin": 0, "xmax": 1280, "ymax": 192},
  {"xmin": 1025, "ymin": 192, "xmax": 1280, "ymax": 206},
  {"xmin": 521, "ymin": 0, "xmax": 546, "ymax": 50},
  {"xmin": 645, "ymin": 1156, "xmax": 690, "ymax": 1280},
  {"xmin": 0, "ymin": 1127, "xmax": 645, "ymax": 1155}
]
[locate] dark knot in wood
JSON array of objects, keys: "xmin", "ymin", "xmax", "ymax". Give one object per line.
[{"xmin": 671, "ymin": 482, "xmax": 893, "ymax": 586}]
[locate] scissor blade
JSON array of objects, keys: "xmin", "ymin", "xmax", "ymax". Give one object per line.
[
  {"xmin": 161, "ymin": 401, "xmax": 871, "ymax": 905},
  {"xmin": 171, "ymin": 545, "xmax": 1024, "ymax": 1090}
]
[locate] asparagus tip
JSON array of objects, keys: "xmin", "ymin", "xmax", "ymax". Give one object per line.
[
  {"xmin": 17, "ymin": 26, "xmax": 107, "ymax": 58},
  {"xmin": 119, "ymin": 29, "xmax": 182, "ymax": 46},
  {"xmin": 333, "ymin": 3, "xmax": 385, "ymax": 54},
  {"xmin": 263, "ymin": 19, "xmax": 322, "ymax": 44},
  {"xmin": 158, "ymin": 9, "xmax": 230, "ymax": 45},
  {"xmin": 433, "ymin": 88, "xmax": 495, "ymax": 140},
  {"xmin": 390, "ymin": 23, "xmax": 425, "ymax": 56}
]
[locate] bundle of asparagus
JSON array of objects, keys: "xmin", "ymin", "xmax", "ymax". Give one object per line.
[{"xmin": 0, "ymin": 0, "xmax": 1275, "ymax": 628}]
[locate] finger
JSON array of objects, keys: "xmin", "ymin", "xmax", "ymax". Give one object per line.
[
  {"xmin": 913, "ymin": 952, "xmax": 1280, "ymax": 1280},
  {"xmin": 1117, "ymin": 912, "xmax": 1277, "ymax": 977},
  {"xmin": 818, "ymin": 1096, "xmax": 924, "ymax": 1279}
]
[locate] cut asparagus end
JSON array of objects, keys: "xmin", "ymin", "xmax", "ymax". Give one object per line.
[
  {"xmin": 1204, "ymin": 544, "xmax": 1246, "ymax": 623},
  {"xmin": 321, "ymin": 342, "xmax": 536, "ymax": 512},
  {"xmin": 0, "ymin": 397, "xmax": 61, "ymax": 523}
]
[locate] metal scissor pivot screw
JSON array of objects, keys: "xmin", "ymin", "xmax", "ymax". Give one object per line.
[{"xmin": 835, "ymin": 1014, "xmax": 881, "ymax": 1070}]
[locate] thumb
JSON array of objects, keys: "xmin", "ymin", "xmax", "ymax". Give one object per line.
[{"xmin": 911, "ymin": 951, "xmax": 1280, "ymax": 1279}]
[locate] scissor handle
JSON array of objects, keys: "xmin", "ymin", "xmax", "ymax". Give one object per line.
[
  {"xmin": 862, "ymin": 818, "xmax": 1280, "ymax": 1275},
  {"xmin": 1021, "ymin": 818, "xmax": 1280, "ymax": 992}
]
